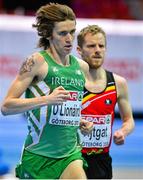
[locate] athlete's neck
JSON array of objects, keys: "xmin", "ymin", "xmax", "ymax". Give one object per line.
[
  {"xmin": 89, "ymin": 68, "xmax": 105, "ymax": 81},
  {"xmin": 47, "ymin": 47, "xmax": 70, "ymax": 66}
]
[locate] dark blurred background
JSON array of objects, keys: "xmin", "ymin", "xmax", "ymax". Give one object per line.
[{"xmin": 0, "ymin": 0, "xmax": 143, "ymax": 20}]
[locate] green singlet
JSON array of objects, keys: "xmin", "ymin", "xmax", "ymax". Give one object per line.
[{"xmin": 16, "ymin": 51, "xmax": 86, "ymax": 179}]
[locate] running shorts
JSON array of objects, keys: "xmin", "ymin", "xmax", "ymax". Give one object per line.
[
  {"xmin": 82, "ymin": 152, "xmax": 112, "ymax": 179},
  {"xmin": 15, "ymin": 149, "xmax": 87, "ymax": 179}
]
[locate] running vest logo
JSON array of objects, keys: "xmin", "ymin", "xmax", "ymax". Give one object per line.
[
  {"xmin": 52, "ymin": 68, "xmax": 82, "ymax": 75},
  {"xmin": 52, "ymin": 67, "xmax": 59, "ymax": 72},
  {"xmin": 24, "ymin": 172, "xmax": 31, "ymax": 178},
  {"xmin": 82, "ymin": 114, "xmax": 111, "ymax": 124},
  {"xmin": 67, "ymin": 91, "xmax": 83, "ymax": 101},
  {"xmin": 51, "ymin": 76, "xmax": 84, "ymax": 87},
  {"xmin": 105, "ymin": 99, "xmax": 112, "ymax": 105},
  {"xmin": 76, "ymin": 69, "xmax": 82, "ymax": 75},
  {"xmin": 106, "ymin": 115, "xmax": 111, "ymax": 124}
]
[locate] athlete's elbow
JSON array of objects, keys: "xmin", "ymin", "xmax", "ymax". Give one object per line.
[
  {"xmin": 127, "ymin": 118, "xmax": 135, "ymax": 135},
  {"xmin": 1, "ymin": 104, "xmax": 12, "ymax": 116},
  {"xmin": 1, "ymin": 106, "xmax": 8, "ymax": 115}
]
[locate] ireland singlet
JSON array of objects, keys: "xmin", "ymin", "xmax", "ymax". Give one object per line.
[
  {"xmin": 79, "ymin": 71, "xmax": 117, "ymax": 154},
  {"xmin": 24, "ymin": 51, "xmax": 85, "ymax": 158}
]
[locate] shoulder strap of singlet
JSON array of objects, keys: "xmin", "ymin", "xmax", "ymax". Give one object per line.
[
  {"xmin": 39, "ymin": 50, "xmax": 53, "ymax": 65},
  {"xmin": 106, "ymin": 70, "xmax": 116, "ymax": 87}
]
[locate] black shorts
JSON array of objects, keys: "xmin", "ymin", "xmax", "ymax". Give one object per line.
[{"xmin": 82, "ymin": 152, "xmax": 112, "ymax": 179}]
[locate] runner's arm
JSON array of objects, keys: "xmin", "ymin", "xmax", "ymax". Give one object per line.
[
  {"xmin": 113, "ymin": 74, "xmax": 135, "ymax": 145},
  {"xmin": 1, "ymin": 54, "xmax": 69, "ymax": 115}
]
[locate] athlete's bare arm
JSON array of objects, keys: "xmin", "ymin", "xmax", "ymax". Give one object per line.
[
  {"xmin": 1, "ymin": 53, "xmax": 69, "ymax": 115},
  {"xmin": 113, "ymin": 74, "xmax": 135, "ymax": 145}
]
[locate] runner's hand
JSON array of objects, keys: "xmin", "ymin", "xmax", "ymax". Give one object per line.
[
  {"xmin": 47, "ymin": 86, "xmax": 70, "ymax": 104},
  {"xmin": 80, "ymin": 119, "xmax": 93, "ymax": 135},
  {"xmin": 113, "ymin": 129, "xmax": 125, "ymax": 145}
]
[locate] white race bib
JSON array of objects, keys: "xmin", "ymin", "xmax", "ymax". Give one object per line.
[
  {"xmin": 49, "ymin": 91, "xmax": 83, "ymax": 126},
  {"xmin": 79, "ymin": 114, "xmax": 112, "ymax": 148}
]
